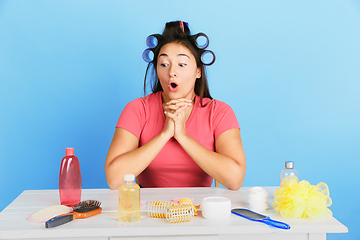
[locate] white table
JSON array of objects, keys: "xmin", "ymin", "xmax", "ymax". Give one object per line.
[{"xmin": 0, "ymin": 187, "xmax": 348, "ymax": 240}]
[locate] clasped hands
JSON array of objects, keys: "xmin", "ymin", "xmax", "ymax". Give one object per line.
[{"xmin": 162, "ymin": 98, "xmax": 193, "ymax": 140}]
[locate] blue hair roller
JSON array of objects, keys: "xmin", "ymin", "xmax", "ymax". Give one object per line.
[
  {"xmin": 201, "ymin": 50, "xmax": 215, "ymax": 66},
  {"xmin": 142, "ymin": 48, "xmax": 154, "ymax": 63},
  {"xmin": 195, "ymin": 33, "xmax": 209, "ymax": 49},
  {"xmin": 146, "ymin": 35, "xmax": 159, "ymax": 48}
]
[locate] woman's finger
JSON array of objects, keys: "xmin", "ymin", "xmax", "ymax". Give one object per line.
[
  {"xmin": 164, "ymin": 110, "xmax": 177, "ymax": 119},
  {"xmin": 173, "ymin": 103, "xmax": 191, "ymax": 115},
  {"xmin": 165, "ymin": 103, "xmax": 190, "ymax": 118},
  {"xmin": 164, "ymin": 102, "xmax": 191, "ymax": 110},
  {"xmin": 166, "ymin": 98, "xmax": 193, "ymax": 105}
]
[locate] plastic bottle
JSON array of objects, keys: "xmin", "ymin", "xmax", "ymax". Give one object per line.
[
  {"xmin": 119, "ymin": 174, "xmax": 140, "ymax": 222},
  {"xmin": 280, "ymin": 161, "xmax": 299, "ymax": 182},
  {"xmin": 59, "ymin": 148, "xmax": 82, "ymax": 207}
]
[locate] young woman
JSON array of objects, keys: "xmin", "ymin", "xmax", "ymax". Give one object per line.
[{"xmin": 105, "ymin": 21, "xmax": 246, "ymax": 190}]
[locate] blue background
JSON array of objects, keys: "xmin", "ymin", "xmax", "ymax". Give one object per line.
[{"xmin": 0, "ymin": 0, "xmax": 359, "ymax": 239}]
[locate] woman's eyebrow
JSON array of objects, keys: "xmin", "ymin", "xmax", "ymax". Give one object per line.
[
  {"xmin": 158, "ymin": 53, "xmax": 190, "ymax": 59},
  {"xmin": 178, "ymin": 53, "xmax": 190, "ymax": 59}
]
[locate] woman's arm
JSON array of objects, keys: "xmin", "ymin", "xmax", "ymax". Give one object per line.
[
  {"xmin": 105, "ymin": 126, "xmax": 172, "ymax": 190},
  {"xmin": 165, "ymin": 100, "xmax": 246, "ymax": 190},
  {"xmin": 175, "ymin": 128, "xmax": 246, "ymax": 190}
]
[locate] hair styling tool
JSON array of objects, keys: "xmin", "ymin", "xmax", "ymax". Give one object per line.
[
  {"xmin": 146, "ymin": 34, "xmax": 159, "ymax": 48},
  {"xmin": 143, "ymin": 34, "xmax": 162, "ymax": 63},
  {"xmin": 148, "ymin": 201, "xmax": 174, "ymax": 218},
  {"xmin": 142, "ymin": 48, "xmax": 154, "ymax": 63},
  {"xmin": 142, "ymin": 21, "xmax": 215, "ymax": 66},
  {"xmin": 148, "ymin": 201, "xmax": 194, "ymax": 223},
  {"xmin": 45, "ymin": 200, "xmax": 102, "ymax": 228},
  {"xmin": 231, "ymin": 208, "xmax": 290, "ymax": 230},
  {"xmin": 193, "ymin": 33, "xmax": 209, "ymax": 49},
  {"xmin": 201, "ymin": 50, "xmax": 216, "ymax": 66}
]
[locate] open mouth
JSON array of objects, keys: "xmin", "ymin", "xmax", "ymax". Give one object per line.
[{"xmin": 168, "ymin": 81, "xmax": 179, "ymax": 92}]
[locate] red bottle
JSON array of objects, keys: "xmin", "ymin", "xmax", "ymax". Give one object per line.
[{"xmin": 59, "ymin": 148, "xmax": 82, "ymax": 207}]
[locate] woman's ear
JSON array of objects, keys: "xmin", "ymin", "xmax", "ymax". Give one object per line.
[{"xmin": 196, "ymin": 67, "xmax": 201, "ymax": 78}]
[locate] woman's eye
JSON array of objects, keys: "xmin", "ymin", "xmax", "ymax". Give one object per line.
[
  {"xmin": 179, "ymin": 63, "xmax": 187, "ymax": 67},
  {"xmin": 160, "ymin": 63, "xmax": 168, "ymax": 67}
]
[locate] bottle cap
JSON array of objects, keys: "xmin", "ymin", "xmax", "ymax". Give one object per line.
[
  {"xmin": 124, "ymin": 174, "xmax": 135, "ymax": 182},
  {"xmin": 285, "ymin": 161, "xmax": 294, "ymax": 169},
  {"xmin": 65, "ymin": 148, "xmax": 74, "ymax": 156}
]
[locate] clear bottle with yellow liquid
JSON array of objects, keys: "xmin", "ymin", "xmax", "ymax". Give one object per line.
[{"xmin": 119, "ymin": 174, "xmax": 140, "ymax": 222}]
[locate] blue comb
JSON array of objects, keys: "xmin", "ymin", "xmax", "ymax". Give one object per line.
[{"xmin": 231, "ymin": 208, "xmax": 290, "ymax": 230}]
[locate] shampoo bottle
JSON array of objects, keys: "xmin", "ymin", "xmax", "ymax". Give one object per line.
[
  {"xmin": 59, "ymin": 148, "xmax": 82, "ymax": 207},
  {"xmin": 280, "ymin": 161, "xmax": 299, "ymax": 182},
  {"xmin": 119, "ymin": 174, "xmax": 140, "ymax": 222}
]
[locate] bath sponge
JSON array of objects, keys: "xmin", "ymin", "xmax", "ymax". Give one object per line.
[{"xmin": 272, "ymin": 176, "xmax": 332, "ymax": 219}]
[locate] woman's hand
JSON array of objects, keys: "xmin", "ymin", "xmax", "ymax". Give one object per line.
[
  {"xmin": 162, "ymin": 114, "xmax": 175, "ymax": 139},
  {"xmin": 163, "ymin": 98, "xmax": 192, "ymax": 140},
  {"xmin": 161, "ymin": 98, "xmax": 246, "ymax": 190},
  {"xmin": 163, "ymin": 98, "xmax": 246, "ymax": 190}
]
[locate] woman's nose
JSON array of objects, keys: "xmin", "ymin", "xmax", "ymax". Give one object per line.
[{"xmin": 169, "ymin": 65, "xmax": 177, "ymax": 77}]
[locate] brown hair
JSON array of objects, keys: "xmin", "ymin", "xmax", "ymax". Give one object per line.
[{"xmin": 143, "ymin": 21, "xmax": 215, "ymax": 106}]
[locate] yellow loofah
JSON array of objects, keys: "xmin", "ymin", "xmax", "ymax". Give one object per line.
[{"xmin": 272, "ymin": 176, "xmax": 333, "ymax": 219}]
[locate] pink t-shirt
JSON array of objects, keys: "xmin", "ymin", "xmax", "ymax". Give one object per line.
[{"xmin": 116, "ymin": 91, "xmax": 240, "ymax": 188}]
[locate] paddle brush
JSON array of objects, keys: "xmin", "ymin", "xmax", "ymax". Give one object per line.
[
  {"xmin": 45, "ymin": 200, "xmax": 102, "ymax": 228},
  {"xmin": 231, "ymin": 208, "xmax": 290, "ymax": 230}
]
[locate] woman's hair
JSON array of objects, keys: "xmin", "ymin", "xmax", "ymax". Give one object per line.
[{"xmin": 143, "ymin": 21, "xmax": 215, "ymax": 105}]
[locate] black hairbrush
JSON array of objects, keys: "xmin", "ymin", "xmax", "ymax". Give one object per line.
[{"xmin": 45, "ymin": 200, "xmax": 102, "ymax": 228}]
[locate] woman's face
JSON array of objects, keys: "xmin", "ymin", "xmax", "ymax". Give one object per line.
[{"xmin": 156, "ymin": 42, "xmax": 201, "ymax": 103}]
